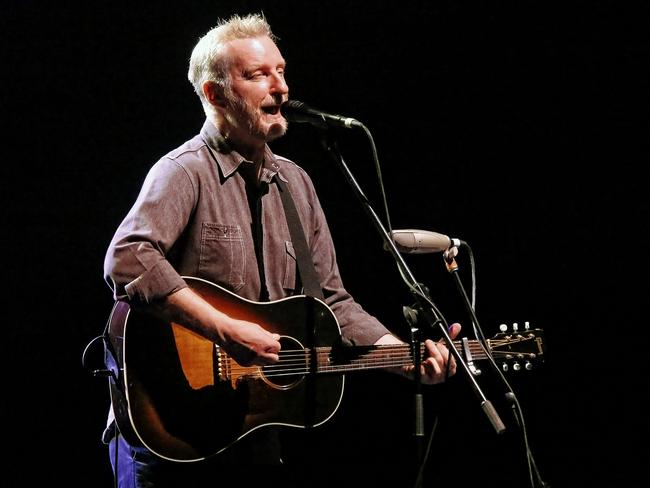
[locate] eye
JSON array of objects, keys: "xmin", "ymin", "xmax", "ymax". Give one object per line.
[{"xmin": 242, "ymin": 69, "xmax": 264, "ymax": 80}]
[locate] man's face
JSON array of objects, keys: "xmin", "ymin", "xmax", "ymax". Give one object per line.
[{"xmin": 222, "ymin": 36, "xmax": 289, "ymax": 144}]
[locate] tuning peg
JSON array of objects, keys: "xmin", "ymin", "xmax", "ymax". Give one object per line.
[
  {"xmin": 525, "ymin": 361, "xmax": 533, "ymax": 371},
  {"xmin": 499, "ymin": 322, "xmax": 533, "ymax": 332},
  {"xmin": 513, "ymin": 362, "xmax": 521, "ymax": 371},
  {"xmin": 501, "ymin": 363, "xmax": 509, "ymax": 372}
]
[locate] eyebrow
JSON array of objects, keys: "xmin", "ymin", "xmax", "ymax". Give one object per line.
[{"xmin": 240, "ymin": 61, "xmax": 286, "ymax": 76}]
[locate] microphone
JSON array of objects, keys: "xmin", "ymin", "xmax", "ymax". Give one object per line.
[
  {"xmin": 389, "ymin": 229, "xmax": 464, "ymax": 254},
  {"xmin": 281, "ymin": 100, "xmax": 362, "ymax": 129}
]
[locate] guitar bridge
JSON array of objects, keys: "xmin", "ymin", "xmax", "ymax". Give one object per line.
[
  {"xmin": 214, "ymin": 345, "xmax": 229, "ymax": 382},
  {"xmin": 214, "ymin": 344, "xmax": 259, "ymax": 389}
]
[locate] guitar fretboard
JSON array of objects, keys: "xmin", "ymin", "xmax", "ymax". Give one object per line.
[{"xmin": 218, "ymin": 340, "xmax": 493, "ymax": 381}]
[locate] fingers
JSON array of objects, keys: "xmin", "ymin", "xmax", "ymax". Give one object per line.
[
  {"xmin": 260, "ymin": 333, "xmax": 282, "ymax": 363},
  {"xmin": 255, "ymin": 351, "xmax": 280, "ymax": 365},
  {"xmin": 227, "ymin": 324, "xmax": 282, "ymax": 366},
  {"xmin": 447, "ymin": 322, "xmax": 462, "ymax": 339},
  {"xmin": 421, "ymin": 338, "xmax": 457, "ymax": 384},
  {"xmin": 235, "ymin": 343, "xmax": 280, "ymax": 366},
  {"xmin": 254, "ymin": 332, "xmax": 281, "ymax": 364}
]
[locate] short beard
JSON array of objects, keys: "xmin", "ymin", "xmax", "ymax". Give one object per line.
[{"xmin": 227, "ymin": 93, "xmax": 287, "ymax": 142}]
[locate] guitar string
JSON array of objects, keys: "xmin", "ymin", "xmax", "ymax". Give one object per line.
[
  {"xmin": 230, "ymin": 342, "xmax": 496, "ymax": 359},
  {"xmin": 225, "ymin": 360, "xmax": 416, "ymax": 379},
  {"xmin": 222, "ymin": 339, "xmax": 538, "ymax": 379},
  {"xmin": 225, "ymin": 350, "xmax": 527, "ymax": 377},
  {"xmin": 223, "ymin": 343, "xmax": 495, "ymax": 370},
  {"xmin": 226, "ymin": 354, "xmax": 484, "ymax": 377},
  {"xmin": 223, "ymin": 342, "xmax": 494, "ymax": 366},
  {"xmin": 222, "ymin": 342, "xmax": 514, "ymax": 371},
  {"xmin": 216, "ymin": 337, "xmax": 527, "ymax": 364},
  {"xmin": 224, "ymin": 350, "xmax": 532, "ymax": 378}
]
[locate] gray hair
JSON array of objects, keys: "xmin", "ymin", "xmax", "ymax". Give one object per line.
[{"xmin": 187, "ymin": 13, "xmax": 275, "ymax": 114}]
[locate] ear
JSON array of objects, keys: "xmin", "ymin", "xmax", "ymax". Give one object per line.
[{"xmin": 203, "ymin": 81, "xmax": 227, "ymax": 108}]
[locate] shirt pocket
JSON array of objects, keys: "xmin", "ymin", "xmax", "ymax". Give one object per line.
[
  {"xmin": 283, "ymin": 240, "xmax": 297, "ymax": 293},
  {"xmin": 199, "ymin": 223, "xmax": 245, "ymax": 292}
]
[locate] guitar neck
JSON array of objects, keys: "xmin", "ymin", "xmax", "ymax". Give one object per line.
[
  {"xmin": 220, "ymin": 340, "xmax": 490, "ymax": 382},
  {"xmin": 316, "ymin": 340, "xmax": 488, "ymax": 374}
]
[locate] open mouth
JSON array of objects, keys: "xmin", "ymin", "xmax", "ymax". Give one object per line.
[{"xmin": 262, "ymin": 105, "xmax": 281, "ymax": 115}]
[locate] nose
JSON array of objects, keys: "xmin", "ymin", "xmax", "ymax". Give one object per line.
[{"xmin": 270, "ymin": 71, "xmax": 288, "ymax": 96}]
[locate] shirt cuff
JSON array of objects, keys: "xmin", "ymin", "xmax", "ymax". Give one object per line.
[{"xmin": 124, "ymin": 259, "xmax": 187, "ymax": 304}]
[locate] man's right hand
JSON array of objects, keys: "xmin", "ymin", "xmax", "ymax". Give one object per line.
[
  {"xmin": 160, "ymin": 286, "xmax": 281, "ymax": 367},
  {"xmin": 220, "ymin": 319, "xmax": 281, "ymax": 366}
]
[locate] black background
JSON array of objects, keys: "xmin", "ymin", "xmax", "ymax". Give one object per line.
[{"xmin": 3, "ymin": 1, "xmax": 648, "ymax": 487}]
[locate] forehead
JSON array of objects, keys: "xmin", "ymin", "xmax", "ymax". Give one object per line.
[{"xmin": 225, "ymin": 36, "xmax": 285, "ymax": 69}]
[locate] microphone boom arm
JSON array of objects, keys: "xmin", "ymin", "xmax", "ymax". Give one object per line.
[{"xmin": 317, "ymin": 129, "xmax": 506, "ymax": 436}]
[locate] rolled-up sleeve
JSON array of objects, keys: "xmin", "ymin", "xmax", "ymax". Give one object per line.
[{"xmin": 104, "ymin": 157, "xmax": 196, "ymax": 303}]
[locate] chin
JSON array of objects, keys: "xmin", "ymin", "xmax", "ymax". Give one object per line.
[{"xmin": 266, "ymin": 122, "xmax": 288, "ymax": 142}]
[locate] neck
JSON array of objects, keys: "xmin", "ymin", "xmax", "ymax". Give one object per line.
[
  {"xmin": 237, "ymin": 144, "xmax": 266, "ymax": 165},
  {"xmin": 210, "ymin": 115, "xmax": 266, "ymax": 164},
  {"xmin": 240, "ymin": 159, "xmax": 265, "ymax": 187}
]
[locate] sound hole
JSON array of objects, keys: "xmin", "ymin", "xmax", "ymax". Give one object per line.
[{"xmin": 260, "ymin": 335, "xmax": 306, "ymax": 390}]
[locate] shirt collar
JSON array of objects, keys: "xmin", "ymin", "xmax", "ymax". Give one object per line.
[{"xmin": 200, "ymin": 119, "xmax": 286, "ymax": 183}]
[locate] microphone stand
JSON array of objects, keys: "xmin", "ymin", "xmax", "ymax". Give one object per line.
[
  {"xmin": 442, "ymin": 252, "xmax": 550, "ymax": 487},
  {"xmin": 441, "ymin": 253, "xmax": 490, "ymax": 355},
  {"xmin": 316, "ymin": 130, "xmax": 506, "ymax": 460}
]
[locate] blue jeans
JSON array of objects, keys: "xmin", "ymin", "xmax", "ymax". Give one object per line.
[{"xmin": 108, "ymin": 428, "xmax": 283, "ymax": 488}]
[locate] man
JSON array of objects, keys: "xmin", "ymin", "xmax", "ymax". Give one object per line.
[{"xmin": 103, "ymin": 12, "xmax": 460, "ymax": 485}]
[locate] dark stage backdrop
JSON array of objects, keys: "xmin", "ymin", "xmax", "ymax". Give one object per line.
[{"xmin": 3, "ymin": 1, "xmax": 647, "ymax": 487}]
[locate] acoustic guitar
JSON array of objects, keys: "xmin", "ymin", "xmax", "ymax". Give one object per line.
[{"xmin": 105, "ymin": 276, "xmax": 545, "ymax": 462}]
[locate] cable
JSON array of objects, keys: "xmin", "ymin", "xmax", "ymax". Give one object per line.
[
  {"xmin": 357, "ymin": 122, "xmax": 449, "ymax": 330},
  {"xmin": 446, "ymin": 247, "xmax": 549, "ymax": 488},
  {"xmin": 412, "ymin": 414, "xmax": 439, "ymax": 488},
  {"xmin": 81, "ymin": 334, "xmax": 106, "ymax": 375},
  {"xmin": 412, "ymin": 350, "xmax": 453, "ymax": 488},
  {"xmin": 360, "ymin": 123, "xmax": 393, "ymax": 238},
  {"xmin": 81, "ymin": 311, "xmax": 122, "ymax": 488}
]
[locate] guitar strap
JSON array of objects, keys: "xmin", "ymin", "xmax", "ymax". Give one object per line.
[
  {"xmin": 276, "ymin": 176, "xmax": 324, "ymax": 300},
  {"xmin": 276, "ymin": 175, "xmax": 321, "ymax": 429}
]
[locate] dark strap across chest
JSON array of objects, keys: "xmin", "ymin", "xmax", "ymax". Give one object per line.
[{"xmin": 275, "ymin": 177, "xmax": 324, "ymax": 300}]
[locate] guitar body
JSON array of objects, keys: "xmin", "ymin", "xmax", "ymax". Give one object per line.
[
  {"xmin": 105, "ymin": 276, "xmax": 547, "ymax": 462},
  {"xmin": 106, "ymin": 276, "xmax": 344, "ymax": 462}
]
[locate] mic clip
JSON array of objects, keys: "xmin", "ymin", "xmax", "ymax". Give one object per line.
[{"xmin": 401, "ymin": 285, "xmax": 444, "ymax": 339}]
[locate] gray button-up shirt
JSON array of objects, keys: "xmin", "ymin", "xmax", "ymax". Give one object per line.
[{"xmin": 104, "ymin": 119, "xmax": 389, "ymax": 346}]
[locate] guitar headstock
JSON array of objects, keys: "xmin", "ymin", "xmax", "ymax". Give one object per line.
[{"xmin": 488, "ymin": 322, "xmax": 545, "ymax": 372}]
